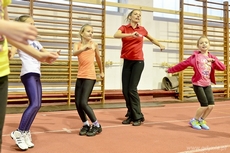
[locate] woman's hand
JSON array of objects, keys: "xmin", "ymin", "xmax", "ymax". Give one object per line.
[{"xmin": 131, "ymin": 31, "xmax": 140, "ymax": 37}]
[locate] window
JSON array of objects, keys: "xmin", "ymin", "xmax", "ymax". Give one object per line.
[
  {"xmin": 106, "ymin": 0, "xmax": 119, "ymax": 12},
  {"xmin": 153, "ymin": 0, "xmax": 223, "ymax": 19},
  {"xmin": 34, "ymin": 0, "xmax": 119, "ymax": 12}
]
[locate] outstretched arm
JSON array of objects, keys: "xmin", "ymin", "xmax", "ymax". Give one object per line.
[
  {"xmin": 40, "ymin": 48, "xmax": 61, "ymax": 63},
  {"xmin": 145, "ymin": 34, "xmax": 165, "ymax": 51},
  {"xmin": 166, "ymin": 56, "xmax": 193, "ymax": 73},
  {"xmin": 8, "ymin": 38, "xmax": 59, "ymax": 63}
]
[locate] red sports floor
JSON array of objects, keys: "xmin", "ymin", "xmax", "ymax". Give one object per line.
[{"xmin": 2, "ymin": 101, "xmax": 230, "ymax": 153}]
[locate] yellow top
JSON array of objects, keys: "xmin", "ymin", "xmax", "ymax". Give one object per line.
[{"xmin": 0, "ymin": 0, "xmax": 11, "ymax": 77}]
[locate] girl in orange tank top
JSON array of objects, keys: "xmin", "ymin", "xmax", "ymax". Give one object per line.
[{"xmin": 73, "ymin": 24, "xmax": 104, "ymax": 137}]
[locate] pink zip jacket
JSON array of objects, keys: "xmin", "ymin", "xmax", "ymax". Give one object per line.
[{"xmin": 167, "ymin": 51, "xmax": 226, "ymax": 84}]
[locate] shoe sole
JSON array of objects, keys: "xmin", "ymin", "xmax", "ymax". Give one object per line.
[
  {"xmin": 200, "ymin": 126, "xmax": 210, "ymax": 130},
  {"xmin": 132, "ymin": 123, "xmax": 141, "ymax": 126},
  {"xmin": 189, "ymin": 122, "xmax": 201, "ymax": 130},
  {"xmin": 25, "ymin": 141, "xmax": 34, "ymax": 148},
  {"xmin": 132, "ymin": 121, "xmax": 142, "ymax": 126},
  {"xmin": 79, "ymin": 133, "xmax": 87, "ymax": 136},
  {"xmin": 79, "ymin": 132, "xmax": 88, "ymax": 136},
  {"xmin": 10, "ymin": 133, "xmax": 28, "ymax": 150},
  {"xmin": 122, "ymin": 121, "xmax": 132, "ymax": 124},
  {"xmin": 27, "ymin": 145, "xmax": 34, "ymax": 148},
  {"xmin": 132, "ymin": 117, "xmax": 144, "ymax": 126},
  {"xmin": 86, "ymin": 128, "xmax": 102, "ymax": 137}
]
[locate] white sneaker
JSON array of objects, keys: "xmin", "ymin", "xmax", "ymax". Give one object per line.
[
  {"xmin": 10, "ymin": 130, "xmax": 28, "ymax": 150},
  {"xmin": 23, "ymin": 131, "xmax": 34, "ymax": 148}
]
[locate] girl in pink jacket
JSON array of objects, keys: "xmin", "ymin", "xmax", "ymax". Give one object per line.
[{"xmin": 166, "ymin": 35, "xmax": 226, "ymax": 130}]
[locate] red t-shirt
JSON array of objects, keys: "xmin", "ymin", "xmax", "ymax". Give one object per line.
[{"xmin": 118, "ymin": 24, "xmax": 148, "ymax": 60}]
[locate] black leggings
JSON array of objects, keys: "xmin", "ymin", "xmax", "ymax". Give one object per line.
[
  {"xmin": 0, "ymin": 76, "xmax": 8, "ymax": 151},
  {"xmin": 122, "ymin": 59, "xmax": 144, "ymax": 120},
  {"xmin": 193, "ymin": 85, "xmax": 214, "ymax": 107},
  {"xmin": 74, "ymin": 78, "xmax": 97, "ymax": 123}
]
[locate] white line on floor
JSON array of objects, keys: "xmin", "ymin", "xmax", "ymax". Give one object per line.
[
  {"xmin": 62, "ymin": 128, "xmax": 71, "ymax": 133},
  {"xmin": 178, "ymin": 145, "xmax": 230, "ymax": 153},
  {"xmin": 3, "ymin": 115, "xmax": 230, "ymax": 137}
]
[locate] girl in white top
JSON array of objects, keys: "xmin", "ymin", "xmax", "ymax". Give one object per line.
[
  {"xmin": 10, "ymin": 15, "xmax": 60, "ymax": 151},
  {"xmin": 18, "ymin": 40, "xmax": 42, "ymax": 76}
]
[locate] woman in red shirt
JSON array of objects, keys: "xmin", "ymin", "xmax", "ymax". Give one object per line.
[{"xmin": 114, "ymin": 9, "xmax": 165, "ymax": 126}]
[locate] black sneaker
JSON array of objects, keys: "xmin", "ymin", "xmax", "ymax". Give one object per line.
[
  {"xmin": 132, "ymin": 117, "xmax": 145, "ymax": 126},
  {"xmin": 79, "ymin": 125, "xmax": 90, "ymax": 136},
  {"xmin": 132, "ymin": 120, "xmax": 141, "ymax": 126},
  {"xmin": 140, "ymin": 117, "xmax": 145, "ymax": 122},
  {"xmin": 122, "ymin": 117, "xmax": 133, "ymax": 124},
  {"xmin": 86, "ymin": 125, "xmax": 102, "ymax": 137}
]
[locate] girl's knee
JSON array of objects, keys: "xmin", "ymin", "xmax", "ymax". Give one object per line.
[
  {"xmin": 208, "ymin": 105, "xmax": 214, "ymax": 110},
  {"xmin": 80, "ymin": 102, "xmax": 88, "ymax": 109},
  {"xmin": 31, "ymin": 104, "xmax": 41, "ymax": 112}
]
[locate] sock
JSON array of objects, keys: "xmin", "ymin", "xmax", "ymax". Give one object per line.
[
  {"xmin": 93, "ymin": 120, "xmax": 100, "ymax": 127},
  {"xmin": 83, "ymin": 121, "xmax": 89, "ymax": 126},
  {"xmin": 17, "ymin": 129, "xmax": 24, "ymax": 133},
  {"xmin": 199, "ymin": 117, "xmax": 204, "ymax": 122}
]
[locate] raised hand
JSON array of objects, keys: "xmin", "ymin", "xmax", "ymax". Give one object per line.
[
  {"xmin": 40, "ymin": 52, "xmax": 59, "ymax": 64},
  {"xmin": 0, "ymin": 20, "xmax": 37, "ymax": 45}
]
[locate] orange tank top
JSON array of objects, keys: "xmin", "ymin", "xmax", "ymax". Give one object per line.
[{"xmin": 77, "ymin": 42, "xmax": 96, "ymax": 80}]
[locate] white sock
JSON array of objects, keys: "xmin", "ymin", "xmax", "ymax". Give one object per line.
[
  {"xmin": 93, "ymin": 120, "xmax": 100, "ymax": 127},
  {"xmin": 83, "ymin": 121, "xmax": 89, "ymax": 126},
  {"xmin": 198, "ymin": 118, "xmax": 204, "ymax": 122},
  {"xmin": 17, "ymin": 129, "xmax": 24, "ymax": 133}
]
